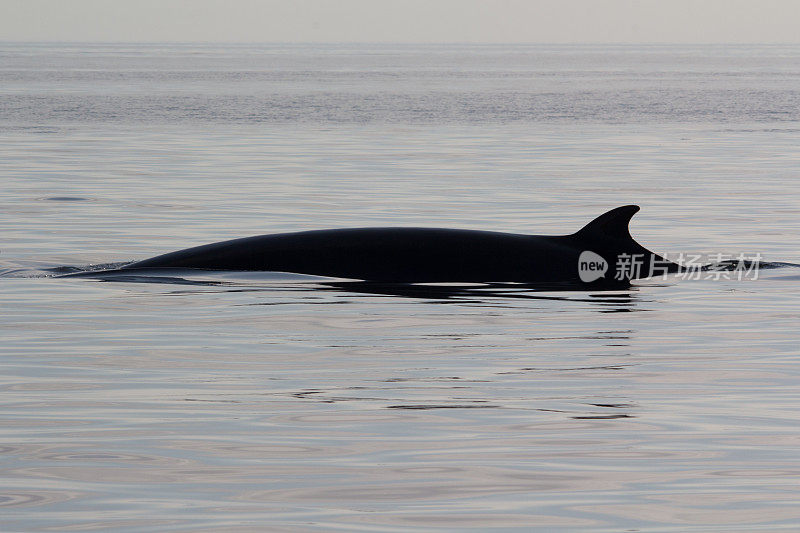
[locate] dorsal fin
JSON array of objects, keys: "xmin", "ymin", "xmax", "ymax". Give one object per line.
[{"xmin": 573, "ymin": 205, "xmax": 640, "ymax": 241}]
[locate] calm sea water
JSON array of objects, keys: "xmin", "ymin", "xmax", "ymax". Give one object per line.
[{"xmin": 2, "ymin": 43, "xmax": 800, "ymax": 532}]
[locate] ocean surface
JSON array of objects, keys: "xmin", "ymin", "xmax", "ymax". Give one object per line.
[{"xmin": 2, "ymin": 43, "xmax": 800, "ymax": 532}]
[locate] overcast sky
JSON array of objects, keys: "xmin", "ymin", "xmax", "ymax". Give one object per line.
[{"xmin": 2, "ymin": 0, "xmax": 799, "ymax": 43}]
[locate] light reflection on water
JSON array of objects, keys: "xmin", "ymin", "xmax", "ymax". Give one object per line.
[
  {"xmin": 2, "ymin": 43, "xmax": 800, "ymax": 531},
  {"xmin": 2, "ymin": 265, "xmax": 800, "ymax": 531}
]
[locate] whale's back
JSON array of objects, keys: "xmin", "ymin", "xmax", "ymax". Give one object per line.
[
  {"xmin": 126, "ymin": 227, "xmax": 575, "ymax": 282},
  {"xmin": 122, "ymin": 206, "xmax": 679, "ymax": 283}
]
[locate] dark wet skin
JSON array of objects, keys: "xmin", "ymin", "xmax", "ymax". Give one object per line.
[{"xmin": 121, "ymin": 205, "xmax": 680, "ymax": 285}]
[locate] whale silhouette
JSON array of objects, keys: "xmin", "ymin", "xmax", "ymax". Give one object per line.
[{"xmin": 118, "ymin": 205, "xmax": 680, "ymax": 284}]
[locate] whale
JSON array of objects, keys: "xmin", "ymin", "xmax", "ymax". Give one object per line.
[{"xmin": 117, "ymin": 205, "xmax": 680, "ymax": 285}]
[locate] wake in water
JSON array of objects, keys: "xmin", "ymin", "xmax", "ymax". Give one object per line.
[{"xmin": 0, "ymin": 259, "xmax": 794, "ymax": 303}]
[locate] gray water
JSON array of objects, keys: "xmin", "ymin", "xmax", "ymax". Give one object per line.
[{"xmin": 2, "ymin": 43, "xmax": 800, "ymax": 532}]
